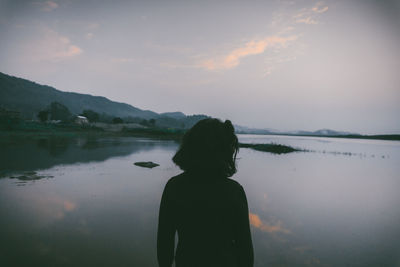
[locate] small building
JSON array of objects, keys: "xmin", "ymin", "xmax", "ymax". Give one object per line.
[{"xmin": 75, "ymin": 115, "xmax": 89, "ymax": 125}]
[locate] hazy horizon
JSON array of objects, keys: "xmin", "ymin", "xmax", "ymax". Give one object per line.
[{"xmin": 1, "ymin": 0, "xmax": 399, "ymax": 135}]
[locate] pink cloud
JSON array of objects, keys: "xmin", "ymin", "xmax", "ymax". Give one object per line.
[
  {"xmin": 199, "ymin": 35, "xmax": 297, "ymax": 71},
  {"xmin": 296, "ymin": 17, "xmax": 318, "ymax": 25},
  {"xmin": 294, "ymin": 2, "xmax": 328, "ymax": 25},
  {"xmin": 312, "ymin": 6, "xmax": 329, "ymax": 13},
  {"xmin": 24, "ymin": 28, "xmax": 83, "ymax": 62}
]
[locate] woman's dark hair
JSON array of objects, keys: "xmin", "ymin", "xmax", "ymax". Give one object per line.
[{"xmin": 172, "ymin": 118, "xmax": 239, "ymax": 177}]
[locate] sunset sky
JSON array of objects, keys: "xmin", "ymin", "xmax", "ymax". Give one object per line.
[{"xmin": 0, "ymin": 0, "xmax": 399, "ymax": 134}]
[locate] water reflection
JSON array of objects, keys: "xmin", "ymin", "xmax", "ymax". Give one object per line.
[
  {"xmin": 249, "ymin": 213, "xmax": 291, "ymax": 234},
  {"xmin": 0, "ymin": 136, "xmax": 180, "ymax": 267},
  {"xmin": 24, "ymin": 193, "xmax": 77, "ymax": 225},
  {"xmin": 0, "ymin": 136, "xmax": 177, "ymax": 177},
  {"xmin": 0, "ymin": 135, "xmax": 399, "ymax": 266}
]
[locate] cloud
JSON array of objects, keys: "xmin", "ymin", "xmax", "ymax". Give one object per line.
[
  {"xmin": 24, "ymin": 28, "xmax": 83, "ymax": 61},
  {"xmin": 294, "ymin": 2, "xmax": 328, "ymax": 25},
  {"xmin": 312, "ymin": 2, "xmax": 329, "ymax": 14},
  {"xmin": 36, "ymin": 1, "xmax": 58, "ymax": 12},
  {"xmin": 199, "ymin": 35, "xmax": 297, "ymax": 71},
  {"xmin": 86, "ymin": 33, "xmax": 94, "ymax": 40},
  {"xmin": 87, "ymin": 23, "xmax": 100, "ymax": 30},
  {"xmin": 312, "ymin": 6, "xmax": 329, "ymax": 14},
  {"xmin": 249, "ymin": 213, "xmax": 291, "ymax": 234},
  {"xmin": 296, "ymin": 17, "xmax": 318, "ymax": 25},
  {"xmin": 54, "ymin": 37, "xmax": 82, "ymax": 58},
  {"xmin": 282, "ymin": 26, "xmax": 295, "ymax": 33}
]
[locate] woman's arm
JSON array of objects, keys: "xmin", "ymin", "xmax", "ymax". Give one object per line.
[
  {"xmin": 237, "ymin": 185, "xmax": 254, "ymax": 267},
  {"xmin": 157, "ymin": 181, "xmax": 176, "ymax": 267}
]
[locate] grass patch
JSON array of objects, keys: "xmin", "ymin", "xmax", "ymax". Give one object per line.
[{"xmin": 239, "ymin": 143, "xmax": 302, "ymax": 154}]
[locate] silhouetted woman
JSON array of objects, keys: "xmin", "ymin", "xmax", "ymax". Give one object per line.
[{"xmin": 157, "ymin": 118, "xmax": 254, "ymax": 267}]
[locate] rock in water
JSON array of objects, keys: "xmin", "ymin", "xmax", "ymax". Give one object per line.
[{"xmin": 134, "ymin": 161, "xmax": 159, "ymax": 168}]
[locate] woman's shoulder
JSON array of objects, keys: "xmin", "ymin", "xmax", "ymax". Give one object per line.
[
  {"xmin": 165, "ymin": 172, "xmax": 184, "ymax": 185},
  {"xmin": 166, "ymin": 172, "xmax": 243, "ymax": 189}
]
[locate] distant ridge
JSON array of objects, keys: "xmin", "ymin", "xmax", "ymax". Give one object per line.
[
  {"xmin": 293, "ymin": 128, "xmax": 358, "ymax": 136},
  {"xmin": 160, "ymin": 112, "xmax": 186, "ymax": 119},
  {"xmin": 235, "ymin": 125, "xmax": 359, "ymax": 136}
]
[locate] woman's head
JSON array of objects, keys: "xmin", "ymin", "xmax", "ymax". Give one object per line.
[{"xmin": 172, "ymin": 118, "xmax": 239, "ymax": 177}]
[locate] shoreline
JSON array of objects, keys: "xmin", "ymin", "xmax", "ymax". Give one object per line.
[
  {"xmin": 1, "ymin": 121, "xmax": 399, "ymax": 141},
  {"xmin": 2, "ymin": 129, "xmax": 399, "ymax": 142},
  {"xmin": 237, "ymin": 132, "xmax": 400, "ymax": 141}
]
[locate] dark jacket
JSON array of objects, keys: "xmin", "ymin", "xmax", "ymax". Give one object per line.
[{"xmin": 157, "ymin": 171, "xmax": 254, "ymax": 267}]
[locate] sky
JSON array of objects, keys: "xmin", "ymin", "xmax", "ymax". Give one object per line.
[{"xmin": 0, "ymin": 0, "xmax": 399, "ymax": 134}]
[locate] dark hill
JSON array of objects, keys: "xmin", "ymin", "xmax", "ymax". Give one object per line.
[
  {"xmin": 160, "ymin": 112, "xmax": 186, "ymax": 119},
  {"xmin": 0, "ymin": 72, "xmax": 158, "ymax": 120},
  {"xmin": 0, "ymin": 72, "xmax": 210, "ymax": 129}
]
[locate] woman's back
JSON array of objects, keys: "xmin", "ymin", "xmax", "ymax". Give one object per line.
[{"xmin": 157, "ymin": 172, "xmax": 253, "ymax": 267}]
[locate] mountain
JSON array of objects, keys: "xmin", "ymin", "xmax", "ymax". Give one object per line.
[
  {"xmin": 0, "ymin": 72, "xmax": 211, "ymax": 129},
  {"xmin": 160, "ymin": 112, "xmax": 186, "ymax": 119},
  {"xmin": 235, "ymin": 126, "xmax": 359, "ymax": 136},
  {"xmin": 0, "ymin": 72, "xmax": 158, "ymax": 120},
  {"xmin": 291, "ymin": 129, "xmax": 359, "ymax": 136},
  {"xmin": 234, "ymin": 125, "xmax": 275, "ymax": 135}
]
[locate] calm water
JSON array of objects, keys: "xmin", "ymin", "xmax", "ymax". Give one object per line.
[{"xmin": 0, "ymin": 135, "xmax": 399, "ymax": 267}]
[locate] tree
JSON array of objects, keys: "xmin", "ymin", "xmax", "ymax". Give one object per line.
[
  {"xmin": 81, "ymin": 109, "xmax": 99, "ymax": 122},
  {"xmin": 48, "ymin": 102, "xmax": 72, "ymax": 122},
  {"xmin": 139, "ymin": 119, "xmax": 149, "ymax": 126},
  {"xmin": 37, "ymin": 110, "xmax": 49, "ymax": 122},
  {"xmin": 149, "ymin": 118, "xmax": 156, "ymax": 127},
  {"xmin": 112, "ymin": 117, "xmax": 124, "ymax": 124},
  {"xmin": 0, "ymin": 108, "xmax": 21, "ymax": 130}
]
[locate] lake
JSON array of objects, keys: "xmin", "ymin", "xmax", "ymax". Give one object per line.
[{"xmin": 0, "ymin": 135, "xmax": 399, "ymax": 267}]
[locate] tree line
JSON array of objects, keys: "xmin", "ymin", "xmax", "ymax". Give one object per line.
[
  {"xmin": 36, "ymin": 101, "xmax": 156, "ymax": 126},
  {"xmin": 1, "ymin": 100, "xmax": 207, "ymax": 130}
]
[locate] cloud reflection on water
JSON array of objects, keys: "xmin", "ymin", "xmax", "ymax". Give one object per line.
[
  {"xmin": 249, "ymin": 212, "xmax": 290, "ymax": 234},
  {"xmin": 36, "ymin": 195, "xmax": 77, "ymax": 222},
  {"xmin": 13, "ymin": 192, "xmax": 78, "ymax": 226}
]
